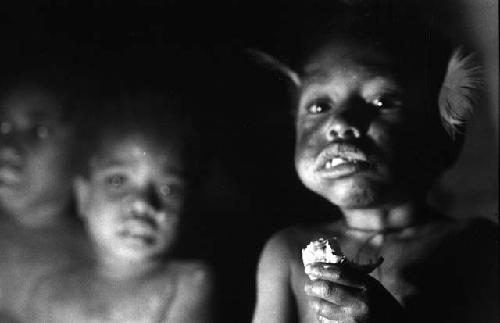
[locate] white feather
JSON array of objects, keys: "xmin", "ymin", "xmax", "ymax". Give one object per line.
[
  {"xmin": 438, "ymin": 48, "xmax": 482, "ymax": 139},
  {"xmin": 245, "ymin": 48, "xmax": 302, "ymax": 87}
]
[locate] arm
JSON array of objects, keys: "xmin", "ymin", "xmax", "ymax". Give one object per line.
[
  {"xmin": 165, "ymin": 263, "xmax": 214, "ymax": 323},
  {"xmin": 252, "ymin": 233, "xmax": 296, "ymax": 323}
]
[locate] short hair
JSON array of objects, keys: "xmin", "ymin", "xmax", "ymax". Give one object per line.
[{"xmin": 270, "ymin": 0, "xmax": 470, "ymax": 170}]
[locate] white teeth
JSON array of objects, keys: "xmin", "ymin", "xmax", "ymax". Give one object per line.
[{"xmin": 325, "ymin": 158, "xmax": 347, "ymax": 169}]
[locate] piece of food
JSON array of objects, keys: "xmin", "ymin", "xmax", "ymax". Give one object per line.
[{"xmin": 302, "ymin": 237, "xmax": 383, "ymax": 278}]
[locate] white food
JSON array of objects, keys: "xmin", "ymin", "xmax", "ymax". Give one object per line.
[{"xmin": 302, "ymin": 238, "xmax": 345, "ymax": 279}]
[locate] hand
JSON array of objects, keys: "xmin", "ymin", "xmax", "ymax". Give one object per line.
[{"xmin": 304, "ymin": 263, "xmax": 407, "ymax": 323}]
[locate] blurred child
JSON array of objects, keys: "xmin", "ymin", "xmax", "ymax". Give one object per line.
[
  {"xmin": 0, "ymin": 83, "xmax": 76, "ymax": 226},
  {"xmin": 0, "ymin": 70, "xmax": 90, "ymax": 320},
  {"xmin": 28, "ymin": 92, "xmax": 213, "ymax": 322},
  {"xmin": 251, "ymin": 3, "xmax": 498, "ymax": 323}
]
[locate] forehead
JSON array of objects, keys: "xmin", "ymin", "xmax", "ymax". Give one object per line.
[
  {"xmin": 301, "ymin": 40, "xmax": 398, "ymax": 89},
  {"xmin": 94, "ymin": 133, "xmax": 184, "ymax": 172},
  {"xmin": 1, "ymin": 87, "xmax": 63, "ymax": 122}
]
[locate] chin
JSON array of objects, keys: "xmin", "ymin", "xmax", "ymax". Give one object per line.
[
  {"xmin": 114, "ymin": 241, "xmax": 165, "ymax": 261},
  {"xmin": 314, "ymin": 177, "xmax": 388, "ymax": 209}
]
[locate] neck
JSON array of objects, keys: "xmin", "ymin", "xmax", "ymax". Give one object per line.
[
  {"xmin": 340, "ymin": 200, "xmax": 429, "ymax": 233},
  {"xmin": 96, "ymin": 254, "xmax": 162, "ymax": 281}
]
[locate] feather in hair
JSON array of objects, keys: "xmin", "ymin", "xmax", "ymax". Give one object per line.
[
  {"xmin": 245, "ymin": 48, "xmax": 302, "ymax": 87},
  {"xmin": 438, "ymin": 48, "xmax": 482, "ymax": 139}
]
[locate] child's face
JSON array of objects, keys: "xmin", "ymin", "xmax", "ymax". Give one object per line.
[
  {"xmin": 75, "ymin": 133, "xmax": 186, "ymax": 263},
  {"xmin": 0, "ymin": 87, "xmax": 74, "ymax": 217},
  {"xmin": 294, "ymin": 40, "xmax": 430, "ymax": 208}
]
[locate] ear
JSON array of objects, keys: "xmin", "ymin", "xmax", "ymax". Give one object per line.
[
  {"xmin": 245, "ymin": 48, "xmax": 302, "ymax": 88},
  {"xmin": 73, "ymin": 176, "xmax": 91, "ymax": 219},
  {"xmin": 438, "ymin": 48, "xmax": 482, "ymax": 139}
]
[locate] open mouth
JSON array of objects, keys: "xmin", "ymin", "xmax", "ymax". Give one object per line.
[
  {"xmin": 0, "ymin": 166, "xmax": 22, "ymax": 186},
  {"xmin": 119, "ymin": 218, "xmax": 158, "ymax": 245},
  {"xmin": 324, "ymin": 156, "xmax": 367, "ymax": 169},
  {"xmin": 315, "ymin": 145, "xmax": 372, "ymax": 178}
]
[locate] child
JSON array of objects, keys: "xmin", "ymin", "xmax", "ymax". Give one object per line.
[
  {"xmin": 251, "ymin": 3, "xmax": 498, "ymax": 323},
  {"xmin": 27, "ymin": 92, "xmax": 213, "ymax": 322},
  {"xmin": 0, "ymin": 82, "xmax": 76, "ymax": 227},
  {"xmin": 0, "ymin": 69, "xmax": 90, "ymax": 320}
]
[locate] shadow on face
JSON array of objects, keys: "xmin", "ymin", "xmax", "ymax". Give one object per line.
[
  {"xmin": 0, "ymin": 85, "xmax": 75, "ymax": 221},
  {"xmin": 75, "ymin": 132, "xmax": 186, "ymax": 263},
  {"xmin": 294, "ymin": 39, "xmax": 449, "ymax": 209}
]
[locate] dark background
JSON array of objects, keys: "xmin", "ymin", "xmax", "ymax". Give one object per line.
[{"xmin": 1, "ymin": 1, "xmax": 497, "ymax": 322}]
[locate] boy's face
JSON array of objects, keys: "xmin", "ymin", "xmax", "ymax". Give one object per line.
[
  {"xmin": 295, "ymin": 40, "xmax": 431, "ymax": 208},
  {"xmin": 0, "ymin": 87, "xmax": 74, "ymax": 217},
  {"xmin": 75, "ymin": 133, "xmax": 186, "ymax": 262}
]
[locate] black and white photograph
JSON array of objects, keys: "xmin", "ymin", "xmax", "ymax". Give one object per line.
[{"xmin": 0, "ymin": 0, "xmax": 498, "ymax": 322}]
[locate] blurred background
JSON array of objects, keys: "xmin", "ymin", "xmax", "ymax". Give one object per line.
[{"xmin": 1, "ymin": 0, "xmax": 497, "ymax": 321}]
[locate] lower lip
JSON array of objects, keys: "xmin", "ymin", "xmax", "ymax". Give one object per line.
[
  {"xmin": 0, "ymin": 167, "xmax": 22, "ymax": 186},
  {"xmin": 316, "ymin": 161, "xmax": 372, "ymax": 179}
]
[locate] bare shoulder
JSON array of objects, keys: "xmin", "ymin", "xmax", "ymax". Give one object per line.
[
  {"xmin": 165, "ymin": 261, "xmax": 214, "ymax": 323},
  {"xmin": 256, "ymin": 222, "xmax": 341, "ymax": 282},
  {"xmin": 252, "ymin": 225, "xmax": 325, "ymax": 323},
  {"xmin": 261, "ymin": 224, "xmax": 331, "ymax": 262}
]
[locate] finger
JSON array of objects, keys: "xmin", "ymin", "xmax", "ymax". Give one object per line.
[
  {"xmin": 311, "ymin": 297, "xmax": 369, "ymax": 323},
  {"xmin": 317, "ymin": 317, "xmax": 340, "ymax": 323},
  {"xmin": 307, "ymin": 263, "xmax": 366, "ymax": 290},
  {"xmin": 309, "ymin": 297, "xmax": 343, "ymax": 320},
  {"xmin": 305, "ymin": 279, "xmax": 365, "ymax": 306}
]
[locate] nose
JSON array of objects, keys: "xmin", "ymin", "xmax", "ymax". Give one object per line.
[
  {"xmin": 130, "ymin": 184, "xmax": 162, "ymax": 213},
  {"xmin": 327, "ymin": 124, "xmax": 361, "ymax": 141},
  {"xmin": 130, "ymin": 199, "xmax": 149, "ymax": 215},
  {"xmin": 324, "ymin": 97, "xmax": 371, "ymax": 141},
  {"xmin": 326, "ymin": 118, "xmax": 362, "ymax": 141}
]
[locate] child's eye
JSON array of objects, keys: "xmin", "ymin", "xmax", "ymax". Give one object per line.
[
  {"xmin": 105, "ymin": 174, "xmax": 128, "ymax": 190},
  {"xmin": 29, "ymin": 124, "xmax": 53, "ymax": 141},
  {"xmin": 158, "ymin": 184, "xmax": 171, "ymax": 197},
  {"xmin": 306, "ymin": 101, "xmax": 331, "ymax": 114},
  {"xmin": 0, "ymin": 121, "xmax": 12, "ymax": 135},
  {"xmin": 370, "ymin": 96, "xmax": 403, "ymax": 110},
  {"xmin": 36, "ymin": 125, "xmax": 51, "ymax": 139}
]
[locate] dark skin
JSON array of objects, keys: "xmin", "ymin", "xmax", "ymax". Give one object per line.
[
  {"xmin": 305, "ymin": 263, "xmax": 406, "ymax": 322},
  {"xmin": 253, "ymin": 39, "xmax": 446, "ymax": 323},
  {"xmin": 0, "ymin": 86, "xmax": 75, "ymax": 227},
  {"xmin": 28, "ymin": 132, "xmax": 213, "ymax": 322}
]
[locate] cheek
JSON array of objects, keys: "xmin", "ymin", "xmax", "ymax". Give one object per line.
[
  {"xmin": 86, "ymin": 203, "xmax": 120, "ymax": 239},
  {"xmin": 87, "ymin": 192, "xmax": 122, "ymax": 220},
  {"xmin": 295, "ymin": 121, "xmax": 326, "ymax": 163},
  {"xmin": 366, "ymin": 120, "xmax": 403, "ymax": 162},
  {"xmin": 296, "ymin": 116, "xmax": 327, "ymax": 144},
  {"xmin": 27, "ymin": 141, "xmax": 73, "ymax": 174}
]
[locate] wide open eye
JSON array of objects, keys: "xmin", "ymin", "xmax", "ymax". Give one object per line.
[
  {"xmin": 105, "ymin": 173, "xmax": 128, "ymax": 191},
  {"xmin": 370, "ymin": 96, "xmax": 403, "ymax": 110},
  {"xmin": 306, "ymin": 100, "xmax": 331, "ymax": 114},
  {"xmin": 158, "ymin": 184, "xmax": 171, "ymax": 197}
]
